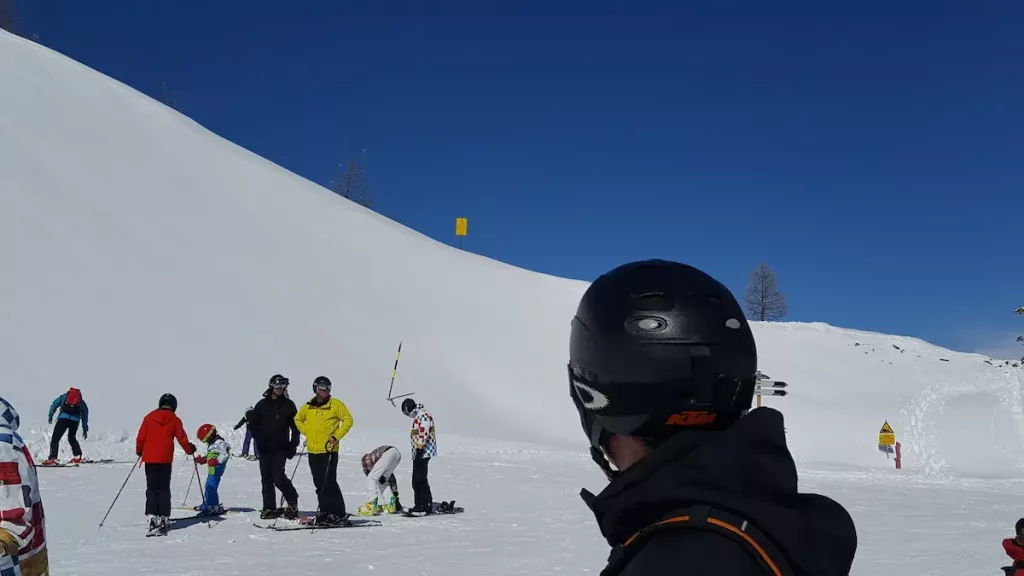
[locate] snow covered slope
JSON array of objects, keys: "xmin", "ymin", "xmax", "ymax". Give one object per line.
[
  {"xmin": 753, "ymin": 322, "xmax": 1024, "ymax": 479},
  {"xmin": 2, "ymin": 29, "xmax": 1021, "ymax": 481},
  {"xmin": 0, "ymin": 29, "xmax": 589, "ymax": 453}
]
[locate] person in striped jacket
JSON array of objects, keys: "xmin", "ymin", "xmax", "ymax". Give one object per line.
[
  {"xmin": 0, "ymin": 396, "xmax": 49, "ymax": 576},
  {"xmin": 401, "ymin": 399, "xmax": 437, "ymax": 514}
]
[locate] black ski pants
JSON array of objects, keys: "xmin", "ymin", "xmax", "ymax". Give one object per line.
[
  {"xmin": 49, "ymin": 419, "xmax": 82, "ymax": 459},
  {"xmin": 412, "ymin": 456, "xmax": 432, "ymax": 507},
  {"xmin": 258, "ymin": 450, "xmax": 298, "ymax": 511},
  {"xmin": 145, "ymin": 463, "xmax": 172, "ymax": 517},
  {"xmin": 308, "ymin": 452, "xmax": 345, "ymax": 516}
]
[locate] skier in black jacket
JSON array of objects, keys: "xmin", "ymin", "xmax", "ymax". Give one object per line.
[
  {"xmin": 246, "ymin": 374, "xmax": 301, "ymax": 519},
  {"xmin": 568, "ymin": 260, "xmax": 858, "ymax": 576}
]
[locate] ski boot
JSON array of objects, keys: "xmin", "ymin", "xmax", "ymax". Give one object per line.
[
  {"xmin": 197, "ymin": 504, "xmax": 225, "ymax": 517},
  {"xmin": 358, "ymin": 498, "xmax": 380, "ymax": 516},
  {"xmin": 40, "ymin": 458, "xmax": 58, "ymax": 467},
  {"xmin": 382, "ymin": 495, "xmax": 402, "ymax": 514},
  {"xmin": 282, "ymin": 503, "xmax": 299, "ymax": 520},
  {"xmin": 312, "ymin": 512, "xmax": 350, "ymax": 526},
  {"xmin": 70, "ymin": 456, "xmax": 83, "ymax": 465},
  {"xmin": 409, "ymin": 503, "xmax": 434, "ymax": 515},
  {"xmin": 260, "ymin": 508, "xmax": 282, "ymax": 520},
  {"xmin": 146, "ymin": 516, "xmax": 169, "ymax": 536}
]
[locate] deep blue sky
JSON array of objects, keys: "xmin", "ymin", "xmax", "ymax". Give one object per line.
[{"xmin": 17, "ymin": 1, "xmax": 1023, "ymax": 357}]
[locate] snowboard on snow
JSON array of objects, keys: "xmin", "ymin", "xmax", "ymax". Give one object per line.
[{"xmin": 402, "ymin": 501, "xmax": 463, "ymax": 517}]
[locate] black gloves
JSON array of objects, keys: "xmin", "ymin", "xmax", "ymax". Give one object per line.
[
  {"xmin": 188, "ymin": 442, "xmax": 197, "ymax": 455},
  {"xmin": 287, "ymin": 445, "xmax": 297, "ymax": 459}
]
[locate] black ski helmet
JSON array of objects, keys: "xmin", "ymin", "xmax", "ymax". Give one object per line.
[
  {"xmin": 401, "ymin": 398, "xmax": 416, "ymax": 416},
  {"xmin": 158, "ymin": 393, "xmax": 178, "ymax": 412},
  {"xmin": 269, "ymin": 374, "xmax": 289, "ymax": 388},
  {"xmin": 568, "ymin": 260, "xmax": 757, "ymax": 476},
  {"xmin": 313, "ymin": 376, "xmax": 332, "ymax": 392}
]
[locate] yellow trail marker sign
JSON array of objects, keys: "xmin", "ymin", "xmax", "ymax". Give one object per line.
[
  {"xmin": 455, "ymin": 217, "xmax": 468, "ymax": 237},
  {"xmin": 878, "ymin": 421, "xmax": 896, "ymax": 447}
]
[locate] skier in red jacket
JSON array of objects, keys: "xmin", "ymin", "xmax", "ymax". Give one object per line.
[
  {"xmin": 135, "ymin": 393, "xmax": 195, "ymax": 536},
  {"xmin": 1002, "ymin": 518, "xmax": 1024, "ymax": 576}
]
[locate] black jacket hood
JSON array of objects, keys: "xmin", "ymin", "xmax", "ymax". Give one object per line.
[{"xmin": 583, "ymin": 407, "xmax": 857, "ymax": 576}]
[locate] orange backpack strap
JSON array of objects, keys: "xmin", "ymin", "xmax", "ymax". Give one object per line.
[{"xmin": 601, "ymin": 504, "xmax": 795, "ymax": 576}]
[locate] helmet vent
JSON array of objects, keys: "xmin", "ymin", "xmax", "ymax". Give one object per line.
[{"xmin": 632, "ymin": 292, "xmax": 671, "ymax": 310}]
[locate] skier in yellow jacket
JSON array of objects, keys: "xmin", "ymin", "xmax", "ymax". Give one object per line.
[{"xmin": 295, "ymin": 376, "xmax": 353, "ymax": 526}]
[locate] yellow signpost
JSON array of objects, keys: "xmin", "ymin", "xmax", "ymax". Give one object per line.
[
  {"xmin": 878, "ymin": 421, "xmax": 896, "ymax": 447},
  {"xmin": 455, "ymin": 217, "xmax": 468, "ymax": 249}
]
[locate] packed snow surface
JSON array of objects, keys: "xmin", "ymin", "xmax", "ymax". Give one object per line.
[{"xmin": 2, "ymin": 29, "xmax": 1023, "ymax": 575}]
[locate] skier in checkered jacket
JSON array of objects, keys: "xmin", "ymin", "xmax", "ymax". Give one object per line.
[
  {"xmin": 401, "ymin": 398, "xmax": 436, "ymax": 514},
  {"xmin": 0, "ymin": 396, "xmax": 49, "ymax": 576}
]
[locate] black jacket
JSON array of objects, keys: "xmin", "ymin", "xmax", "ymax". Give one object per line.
[
  {"xmin": 246, "ymin": 391, "xmax": 300, "ymax": 454},
  {"xmin": 583, "ymin": 408, "xmax": 857, "ymax": 576}
]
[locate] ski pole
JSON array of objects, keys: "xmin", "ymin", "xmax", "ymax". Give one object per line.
[
  {"xmin": 98, "ymin": 455, "xmax": 142, "ymax": 529},
  {"xmin": 277, "ymin": 441, "xmax": 306, "ymax": 507},
  {"xmin": 271, "ymin": 444, "xmax": 306, "ymax": 528},
  {"xmin": 310, "ymin": 441, "xmax": 335, "ymax": 530},
  {"xmin": 192, "ymin": 458, "xmax": 207, "ymax": 508},
  {"xmin": 386, "ymin": 341, "xmax": 403, "ymax": 405},
  {"xmin": 179, "ymin": 450, "xmax": 194, "ymax": 505},
  {"xmin": 182, "ymin": 464, "xmax": 196, "ymax": 506}
]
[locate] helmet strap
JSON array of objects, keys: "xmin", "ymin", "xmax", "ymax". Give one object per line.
[{"xmin": 587, "ymin": 420, "xmax": 620, "ymax": 481}]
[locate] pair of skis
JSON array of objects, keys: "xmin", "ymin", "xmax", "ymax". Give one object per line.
[
  {"xmin": 39, "ymin": 458, "xmax": 117, "ymax": 468},
  {"xmin": 149, "ymin": 507, "xmax": 233, "ymax": 536}
]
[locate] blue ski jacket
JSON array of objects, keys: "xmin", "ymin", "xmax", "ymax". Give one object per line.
[{"xmin": 48, "ymin": 393, "xmax": 89, "ymax": 433}]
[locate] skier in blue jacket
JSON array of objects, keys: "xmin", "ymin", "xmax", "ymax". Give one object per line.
[{"xmin": 43, "ymin": 387, "xmax": 89, "ymax": 465}]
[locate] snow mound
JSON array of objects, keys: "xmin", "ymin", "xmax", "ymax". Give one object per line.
[{"xmin": 2, "ymin": 30, "xmax": 1021, "ymax": 479}]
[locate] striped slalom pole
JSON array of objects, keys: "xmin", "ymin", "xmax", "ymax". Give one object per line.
[{"xmin": 386, "ymin": 341, "xmax": 404, "ymax": 406}]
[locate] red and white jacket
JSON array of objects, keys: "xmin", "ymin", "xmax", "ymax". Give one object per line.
[
  {"xmin": 0, "ymin": 396, "xmax": 49, "ymax": 576},
  {"xmin": 408, "ymin": 404, "xmax": 437, "ymax": 459}
]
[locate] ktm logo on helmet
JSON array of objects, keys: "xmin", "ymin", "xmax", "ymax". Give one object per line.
[{"xmin": 665, "ymin": 410, "xmax": 717, "ymax": 427}]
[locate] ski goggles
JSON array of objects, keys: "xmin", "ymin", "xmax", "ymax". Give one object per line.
[{"xmin": 271, "ymin": 378, "xmax": 290, "ymax": 389}]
